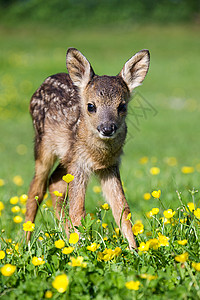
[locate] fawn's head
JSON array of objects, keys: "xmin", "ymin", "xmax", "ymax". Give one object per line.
[{"xmin": 66, "ymin": 48, "xmax": 150, "ymax": 140}]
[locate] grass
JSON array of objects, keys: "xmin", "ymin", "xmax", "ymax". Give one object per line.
[{"xmin": 0, "ymin": 23, "xmax": 200, "ymax": 299}]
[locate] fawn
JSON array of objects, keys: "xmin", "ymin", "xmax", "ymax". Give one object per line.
[{"xmin": 25, "ymin": 48, "xmax": 150, "ymax": 248}]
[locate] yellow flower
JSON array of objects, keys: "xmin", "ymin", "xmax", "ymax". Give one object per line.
[
  {"xmin": 1, "ymin": 264, "xmax": 16, "ymax": 276},
  {"xmin": 165, "ymin": 157, "xmax": 177, "ymax": 166},
  {"xmin": 125, "ymin": 280, "xmax": 140, "ymax": 290},
  {"xmin": 139, "ymin": 156, "xmax": 148, "ymax": 164},
  {"xmin": 10, "ymin": 196, "xmax": 19, "ymax": 205},
  {"xmin": 181, "ymin": 166, "xmax": 194, "ymax": 174},
  {"xmin": 62, "ymin": 246, "xmax": 74, "ymax": 254},
  {"xmin": 125, "ymin": 213, "xmax": 131, "ymax": 221},
  {"xmin": 103, "ymin": 237, "xmax": 108, "ymax": 241},
  {"xmin": 157, "ymin": 233, "xmax": 169, "ymax": 247},
  {"xmin": 177, "ymin": 239, "xmax": 187, "ymax": 246},
  {"xmin": 45, "ymin": 199, "xmax": 52, "ymax": 207},
  {"xmin": 62, "ymin": 174, "xmax": 74, "ymax": 183},
  {"xmin": 132, "ymin": 222, "xmax": 144, "ymax": 236},
  {"xmin": 148, "ymin": 239, "xmax": 159, "ymax": 250},
  {"xmin": 143, "ymin": 193, "xmax": 151, "ymax": 200},
  {"xmin": 150, "ymin": 208, "xmax": 160, "ymax": 216},
  {"xmin": 140, "ymin": 273, "xmax": 157, "ymax": 280},
  {"xmin": 32, "ymin": 256, "xmax": 45, "ymax": 266},
  {"xmin": 87, "ymin": 242, "xmax": 100, "ymax": 252},
  {"xmin": 0, "ymin": 201, "xmax": 5, "ymax": 211},
  {"xmin": 52, "ymin": 274, "xmax": 69, "ymax": 293},
  {"xmin": 114, "ymin": 247, "xmax": 122, "ymax": 256},
  {"xmin": 21, "ymin": 208, "xmax": 26, "ymax": 214},
  {"xmin": 138, "ymin": 242, "xmax": 149, "ymax": 252},
  {"xmin": 53, "ymin": 191, "xmax": 63, "ymax": 197},
  {"xmin": 38, "ymin": 236, "xmax": 44, "ymax": 241},
  {"xmin": 13, "ymin": 175, "xmax": 24, "ymax": 186},
  {"xmin": 101, "ymin": 203, "xmax": 110, "ymax": 210},
  {"xmin": 115, "ymin": 227, "xmax": 120, "ymax": 235},
  {"xmin": 194, "ymin": 208, "xmax": 200, "ymax": 219},
  {"xmin": 23, "ymin": 221, "xmax": 35, "ymax": 232},
  {"xmin": 93, "ymin": 186, "xmax": 101, "ymax": 193},
  {"xmin": 192, "ymin": 262, "xmax": 200, "ymax": 272},
  {"xmin": 102, "ymin": 223, "xmax": 108, "ymax": 229},
  {"xmin": 175, "ymin": 252, "xmax": 188, "ymax": 263},
  {"xmin": 68, "ymin": 256, "xmax": 87, "ymax": 267},
  {"xmin": 163, "ymin": 209, "xmax": 175, "ymax": 219},
  {"xmin": 45, "ymin": 290, "xmax": 53, "ymax": 298},
  {"xmin": 187, "ymin": 202, "xmax": 196, "ymax": 212},
  {"xmin": 54, "ymin": 239, "xmax": 65, "ymax": 249},
  {"xmin": 151, "ymin": 190, "xmax": 161, "ymax": 199},
  {"xmin": 150, "ymin": 167, "xmax": 160, "ymax": 175},
  {"xmin": 19, "ymin": 194, "xmax": 28, "ymax": 204},
  {"xmin": 0, "ymin": 179, "xmax": 5, "ymax": 186},
  {"xmin": 0, "ymin": 250, "xmax": 5, "ymax": 259},
  {"xmin": 69, "ymin": 232, "xmax": 79, "ymax": 244},
  {"xmin": 11, "ymin": 206, "xmax": 21, "ymax": 213},
  {"xmin": 13, "ymin": 216, "xmax": 23, "ymax": 223}
]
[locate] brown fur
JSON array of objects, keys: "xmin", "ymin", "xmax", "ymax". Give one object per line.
[{"xmin": 26, "ymin": 48, "xmax": 150, "ymax": 248}]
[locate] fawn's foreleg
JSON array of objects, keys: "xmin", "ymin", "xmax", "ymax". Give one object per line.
[
  {"xmin": 25, "ymin": 155, "xmax": 55, "ymax": 241},
  {"xmin": 99, "ymin": 166, "xmax": 137, "ymax": 249}
]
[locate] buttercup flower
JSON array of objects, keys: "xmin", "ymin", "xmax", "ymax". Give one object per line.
[
  {"xmin": 62, "ymin": 246, "xmax": 74, "ymax": 255},
  {"xmin": 192, "ymin": 262, "xmax": 200, "ymax": 271},
  {"xmin": 0, "ymin": 201, "xmax": 5, "ymax": 212},
  {"xmin": 163, "ymin": 209, "xmax": 175, "ymax": 219},
  {"xmin": 68, "ymin": 256, "xmax": 87, "ymax": 267},
  {"xmin": 0, "ymin": 179, "xmax": 5, "ymax": 186},
  {"xmin": 23, "ymin": 221, "xmax": 35, "ymax": 232},
  {"xmin": 138, "ymin": 242, "xmax": 150, "ymax": 252},
  {"xmin": 10, "ymin": 196, "xmax": 19, "ymax": 205},
  {"xmin": 11, "ymin": 206, "xmax": 21, "ymax": 213},
  {"xmin": 0, "ymin": 250, "xmax": 5, "ymax": 259},
  {"xmin": 45, "ymin": 290, "xmax": 53, "ymax": 298},
  {"xmin": 187, "ymin": 202, "xmax": 195, "ymax": 212},
  {"xmin": 102, "ymin": 223, "xmax": 108, "ymax": 229},
  {"xmin": 52, "ymin": 274, "xmax": 69, "ymax": 293},
  {"xmin": 125, "ymin": 213, "xmax": 131, "ymax": 221},
  {"xmin": 132, "ymin": 222, "xmax": 144, "ymax": 235},
  {"xmin": 139, "ymin": 156, "xmax": 148, "ymax": 164},
  {"xmin": 149, "ymin": 208, "xmax": 159, "ymax": 217},
  {"xmin": 148, "ymin": 238, "xmax": 159, "ymax": 250},
  {"xmin": 53, "ymin": 191, "xmax": 63, "ymax": 197},
  {"xmin": 151, "ymin": 190, "xmax": 161, "ymax": 199},
  {"xmin": 87, "ymin": 242, "xmax": 100, "ymax": 252},
  {"xmin": 194, "ymin": 208, "xmax": 200, "ymax": 219},
  {"xmin": 143, "ymin": 193, "xmax": 151, "ymax": 200},
  {"xmin": 125, "ymin": 280, "xmax": 140, "ymax": 290},
  {"xmin": 150, "ymin": 167, "xmax": 160, "ymax": 175},
  {"xmin": 175, "ymin": 252, "xmax": 188, "ymax": 263},
  {"xmin": 93, "ymin": 186, "xmax": 101, "ymax": 193},
  {"xmin": 157, "ymin": 233, "xmax": 169, "ymax": 247},
  {"xmin": 62, "ymin": 174, "xmax": 74, "ymax": 183},
  {"xmin": 13, "ymin": 216, "xmax": 23, "ymax": 223},
  {"xmin": 55, "ymin": 239, "xmax": 65, "ymax": 249},
  {"xmin": 1, "ymin": 264, "xmax": 16, "ymax": 276},
  {"xmin": 69, "ymin": 232, "xmax": 79, "ymax": 244},
  {"xmin": 101, "ymin": 203, "xmax": 110, "ymax": 210},
  {"xmin": 13, "ymin": 175, "xmax": 24, "ymax": 186},
  {"xmin": 181, "ymin": 166, "xmax": 194, "ymax": 174},
  {"xmin": 32, "ymin": 256, "xmax": 45, "ymax": 266},
  {"xmin": 177, "ymin": 239, "xmax": 187, "ymax": 246},
  {"xmin": 115, "ymin": 227, "xmax": 120, "ymax": 235},
  {"xmin": 140, "ymin": 273, "xmax": 157, "ymax": 280},
  {"xmin": 20, "ymin": 194, "xmax": 28, "ymax": 204}
]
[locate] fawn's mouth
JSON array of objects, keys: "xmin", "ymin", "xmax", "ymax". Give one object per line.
[{"xmin": 97, "ymin": 123, "xmax": 117, "ymax": 139}]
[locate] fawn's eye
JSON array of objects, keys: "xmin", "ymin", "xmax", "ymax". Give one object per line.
[
  {"xmin": 87, "ymin": 103, "xmax": 96, "ymax": 113},
  {"xmin": 118, "ymin": 103, "xmax": 126, "ymax": 113}
]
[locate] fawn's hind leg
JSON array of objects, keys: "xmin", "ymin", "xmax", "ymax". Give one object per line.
[
  {"xmin": 48, "ymin": 164, "xmax": 70, "ymax": 235},
  {"xmin": 25, "ymin": 149, "xmax": 55, "ymax": 240}
]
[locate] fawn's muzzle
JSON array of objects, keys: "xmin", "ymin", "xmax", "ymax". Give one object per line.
[{"xmin": 97, "ymin": 123, "xmax": 117, "ymax": 137}]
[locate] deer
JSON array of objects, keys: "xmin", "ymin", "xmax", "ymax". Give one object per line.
[{"xmin": 25, "ymin": 48, "xmax": 150, "ymax": 249}]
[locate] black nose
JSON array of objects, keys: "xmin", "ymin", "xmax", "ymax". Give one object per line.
[{"xmin": 97, "ymin": 123, "xmax": 117, "ymax": 137}]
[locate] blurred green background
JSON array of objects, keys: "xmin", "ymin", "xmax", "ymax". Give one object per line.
[{"xmin": 0, "ymin": 0, "xmax": 200, "ymax": 221}]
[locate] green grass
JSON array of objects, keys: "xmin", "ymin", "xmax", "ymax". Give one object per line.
[{"xmin": 0, "ymin": 23, "xmax": 200, "ymax": 299}]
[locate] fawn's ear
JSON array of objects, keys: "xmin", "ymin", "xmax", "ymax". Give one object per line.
[
  {"xmin": 66, "ymin": 48, "xmax": 95, "ymax": 89},
  {"xmin": 119, "ymin": 50, "xmax": 150, "ymax": 92}
]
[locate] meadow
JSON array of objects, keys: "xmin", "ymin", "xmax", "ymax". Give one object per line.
[{"xmin": 0, "ymin": 23, "xmax": 200, "ymax": 299}]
